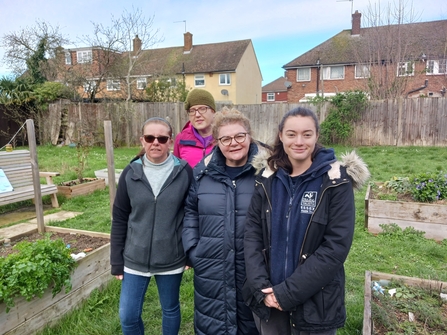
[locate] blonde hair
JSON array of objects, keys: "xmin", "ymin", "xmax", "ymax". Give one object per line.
[{"xmin": 212, "ymin": 107, "xmax": 252, "ymax": 141}]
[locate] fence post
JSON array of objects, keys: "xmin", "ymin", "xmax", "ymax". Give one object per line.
[
  {"xmin": 26, "ymin": 119, "xmax": 45, "ymax": 233},
  {"xmin": 104, "ymin": 120, "xmax": 116, "ymax": 219}
]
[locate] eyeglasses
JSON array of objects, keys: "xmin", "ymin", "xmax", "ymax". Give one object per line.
[
  {"xmin": 143, "ymin": 135, "xmax": 170, "ymax": 144},
  {"xmin": 187, "ymin": 106, "xmax": 210, "ymax": 116},
  {"xmin": 218, "ymin": 132, "xmax": 248, "ymax": 146}
]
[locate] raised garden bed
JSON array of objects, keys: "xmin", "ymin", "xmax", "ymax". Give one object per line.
[
  {"xmin": 364, "ymin": 183, "xmax": 447, "ymax": 241},
  {"xmin": 94, "ymin": 168, "xmax": 122, "ymax": 186},
  {"xmin": 0, "ymin": 227, "xmax": 111, "ymax": 335},
  {"xmin": 363, "ymin": 271, "xmax": 447, "ymax": 334},
  {"xmin": 57, "ymin": 178, "xmax": 106, "ymax": 198}
]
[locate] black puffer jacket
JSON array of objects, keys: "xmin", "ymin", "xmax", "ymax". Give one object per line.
[{"xmin": 182, "ymin": 143, "xmax": 262, "ymax": 335}]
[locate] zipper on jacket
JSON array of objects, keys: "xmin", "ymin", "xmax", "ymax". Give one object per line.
[
  {"xmin": 284, "ymin": 195, "xmax": 293, "ymax": 277},
  {"xmin": 232, "ymin": 180, "xmax": 236, "ymax": 188},
  {"xmin": 299, "ymin": 180, "xmax": 349, "ymax": 262}
]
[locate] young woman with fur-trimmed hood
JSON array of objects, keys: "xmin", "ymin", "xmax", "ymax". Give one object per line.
[{"xmin": 243, "ymin": 107, "xmax": 370, "ymax": 335}]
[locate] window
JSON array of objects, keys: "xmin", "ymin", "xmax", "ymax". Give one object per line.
[
  {"xmin": 194, "ymin": 74, "xmax": 205, "ymax": 87},
  {"xmin": 397, "ymin": 62, "xmax": 414, "ymax": 76},
  {"xmin": 167, "ymin": 77, "xmax": 177, "ymax": 87},
  {"xmin": 296, "ymin": 68, "xmax": 310, "ymax": 81},
  {"xmin": 77, "ymin": 50, "xmax": 92, "ymax": 64},
  {"xmin": 107, "ymin": 79, "xmax": 120, "ymax": 91},
  {"xmin": 355, "ymin": 64, "xmax": 370, "ymax": 78},
  {"xmin": 219, "ymin": 73, "xmax": 231, "ymax": 85},
  {"xmin": 65, "ymin": 52, "xmax": 72, "ymax": 65},
  {"xmin": 267, "ymin": 93, "xmax": 275, "ymax": 101},
  {"xmin": 321, "ymin": 66, "xmax": 344, "ymax": 80},
  {"xmin": 136, "ymin": 78, "xmax": 147, "ymax": 90},
  {"xmin": 83, "ymin": 80, "xmax": 96, "ymax": 93},
  {"xmin": 426, "ymin": 60, "xmax": 447, "ymax": 75}
]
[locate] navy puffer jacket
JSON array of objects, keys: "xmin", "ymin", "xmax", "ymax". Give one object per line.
[{"xmin": 183, "ymin": 143, "xmax": 261, "ymax": 335}]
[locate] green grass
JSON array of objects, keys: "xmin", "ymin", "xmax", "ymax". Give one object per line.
[{"xmin": 2, "ymin": 145, "xmax": 447, "ymax": 335}]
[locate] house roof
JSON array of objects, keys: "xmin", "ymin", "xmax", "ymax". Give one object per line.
[
  {"xmin": 283, "ymin": 19, "xmax": 447, "ymax": 69},
  {"xmin": 130, "ymin": 39, "xmax": 252, "ymax": 76},
  {"xmin": 262, "ymin": 77, "xmax": 288, "ymax": 92}
]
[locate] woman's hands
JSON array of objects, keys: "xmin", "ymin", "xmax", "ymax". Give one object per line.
[{"xmin": 261, "ymin": 287, "xmax": 282, "ymax": 310}]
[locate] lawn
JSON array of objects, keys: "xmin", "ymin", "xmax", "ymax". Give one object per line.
[{"xmin": 2, "ymin": 145, "xmax": 447, "ymax": 335}]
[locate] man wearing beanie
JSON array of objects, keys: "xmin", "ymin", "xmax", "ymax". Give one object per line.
[{"xmin": 174, "ymin": 88, "xmax": 216, "ymax": 167}]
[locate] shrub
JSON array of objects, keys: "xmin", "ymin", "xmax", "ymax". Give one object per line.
[
  {"xmin": 0, "ymin": 235, "xmax": 77, "ymax": 312},
  {"xmin": 411, "ymin": 172, "xmax": 447, "ymax": 202}
]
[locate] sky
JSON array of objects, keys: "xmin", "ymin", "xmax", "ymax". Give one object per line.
[{"xmin": 0, "ymin": 0, "xmax": 446, "ymax": 86}]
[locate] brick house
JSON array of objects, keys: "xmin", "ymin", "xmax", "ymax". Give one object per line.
[
  {"xmin": 261, "ymin": 77, "xmax": 290, "ymax": 103},
  {"xmin": 60, "ymin": 33, "xmax": 262, "ymax": 104},
  {"xmin": 283, "ymin": 11, "xmax": 447, "ymax": 102}
]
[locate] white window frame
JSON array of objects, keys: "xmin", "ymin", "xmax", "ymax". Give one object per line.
[
  {"xmin": 107, "ymin": 79, "xmax": 121, "ymax": 91},
  {"xmin": 83, "ymin": 80, "xmax": 96, "ymax": 93},
  {"xmin": 65, "ymin": 52, "xmax": 72, "ymax": 65},
  {"xmin": 426, "ymin": 59, "xmax": 447, "ymax": 75},
  {"xmin": 397, "ymin": 62, "xmax": 414, "ymax": 77},
  {"xmin": 167, "ymin": 77, "xmax": 177, "ymax": 87},
  {"xmin": 321, "ymin": 66, "xmax": 344, "ymax": 80},
  {"xmin": 136, "ymin": 78, "xmax": 147, "ymax": 90},
  {"xmin": 194, "ymin": 74, "xmax": 205, "ymax": 87},
  {"xmin": 355, "ymin": 64, "xmax": 370, "ymax": 78},
  {"xmin": 219, "ymin": 73, "xmax": 231, "ymax": 85},
  {"xmin": 77, "ymin": 50, "xmax": 92, "ymax": 64},
  {"xmin": 266, "ymin": 93, "xmax": 275, "ymax": 102},
  {"xmin": 296, "ymin": 68, "xmax": 311, "ymax": 81}
]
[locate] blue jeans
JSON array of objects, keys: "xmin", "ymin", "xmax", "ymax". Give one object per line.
[{"xmin": 119, "ymin": 272, "xmax": 183, "ymax": 335}]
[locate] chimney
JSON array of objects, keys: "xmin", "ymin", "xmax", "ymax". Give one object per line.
[
  {"xmin": 352, "ymin": 10, "xmax": 361, "ymax": 35},
  {"xmin": 133, "ymin": 35, "xmax": 142, "ymax": 53},
  {"xmin": 184, "ymin": 32, "xmax": 192, "ymax": 53}
]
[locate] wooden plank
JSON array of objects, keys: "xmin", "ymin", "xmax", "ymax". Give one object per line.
[
  {"xmin": 363, "ymin": 271, "xmax": 372, "ymax": 335},
  {"xmin": 4, "ymin": 271, "xmax": 112, "ymax": 335},
  {"xmin": 367, "ymin": 217, "xmax": 447, "ymax": 241},
  {"xmin": 367, "ymin": 199, "xmax": 447, "ymax": 224}
]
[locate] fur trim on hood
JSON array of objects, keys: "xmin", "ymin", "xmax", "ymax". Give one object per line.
[
  {"xmin": 334, "ymin": 151, "xmax": 370, "ymax": 190},
  {"xmin": 253, "ymin": 150, "xmax": 370, "ymax": 190}
]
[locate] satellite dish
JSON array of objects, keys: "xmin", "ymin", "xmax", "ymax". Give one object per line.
[
  {"xmin": 284, "ymin": 81, "xmax": 292, "ymax": 89},
  {"xmin": 221, "ymin": 89, "xmax": 229, "ymax": 96}
]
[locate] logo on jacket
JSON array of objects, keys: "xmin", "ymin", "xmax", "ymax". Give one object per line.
[{"xmin": 301, "ymin": 191, "xmax": 317, "ymax": 214}]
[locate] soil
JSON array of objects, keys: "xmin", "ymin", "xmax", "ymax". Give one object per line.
[
  {"xmin": 58, "ymin": 177, "xmax": 101, "ymax": 186},
  {"xmin": 0, "ymin": 231, "xmax": 110, "ymax": 258}
]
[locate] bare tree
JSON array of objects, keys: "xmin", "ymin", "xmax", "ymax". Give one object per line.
[
  {"xmin": 83, "ymin": 7, "xmax": 163, "ymax": 102},
  {"xmin": 352, "ymin": 0, "xmax": 425, "ymax": 99},
  {"xmin": 1, "ymin": 20, "xmax": 69, "ymax": 78}
]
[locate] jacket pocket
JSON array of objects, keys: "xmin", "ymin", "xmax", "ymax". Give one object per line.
[{"xmin": 301, "ymin": 280, "xmax": 344, "ymax": 325}]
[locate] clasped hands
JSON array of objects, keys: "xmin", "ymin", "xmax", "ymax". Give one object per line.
[{"xmin": 262, "ymin": 287, "xmax": 282, "ymax": 311}]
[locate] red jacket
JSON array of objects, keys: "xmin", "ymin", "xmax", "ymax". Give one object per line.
[{"xmin": 173, "ymin": 122, "xmax": 214, "ymax": 167}]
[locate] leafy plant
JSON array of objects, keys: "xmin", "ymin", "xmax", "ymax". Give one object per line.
[
  {"xmin": 411, "ymin": 171, "xmax": 447, "ymax": 202},
  {"xmin": 384, "ymin": 176, "xmax": 411, "ymax": 194},
  {"xmin": 0, "ymin": 235, "xmax": 77, "ymax": 312},
  {"xmin": 319, "ymin": 90, "xmax": 369, "ymax": 145}
]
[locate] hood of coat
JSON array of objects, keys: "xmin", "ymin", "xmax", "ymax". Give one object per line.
[
  {"xmin": 254, "ymin": 150, "xmax": 370, "ymax": 190},
  {"xmin": 328, "ymin": 151, "xmax": 370, "ymax": 190}
]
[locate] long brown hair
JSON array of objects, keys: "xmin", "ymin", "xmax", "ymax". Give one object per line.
[{"xmin": 267, "ymin": 107, "xmax": 323, "ymax": 174}]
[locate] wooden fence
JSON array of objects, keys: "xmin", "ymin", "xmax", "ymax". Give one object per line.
[{"xmin": 42, "ymin": 97, "xmax": 447, "ymax": 147}]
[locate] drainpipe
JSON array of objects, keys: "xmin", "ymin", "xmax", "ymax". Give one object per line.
[{"xmin": 406, "ymin": 79, "xmax": 428, "ymax": 98}]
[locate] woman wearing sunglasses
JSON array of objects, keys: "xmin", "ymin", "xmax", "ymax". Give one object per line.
[
  {"xmin": 182, "ymin": 108, "xmax": 269, "ymax": 335},
  {"xmin": 111, "ymin": 117, "xmax": 193, "ymax": 335},
  {"xmin": 174, "ymin": 88, "xmax": 216, "ymax": 167}
]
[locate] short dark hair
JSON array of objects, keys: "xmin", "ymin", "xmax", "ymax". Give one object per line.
[{"xmin": 267, "ymin": 107, "xmax": 323, "ymax": 173}]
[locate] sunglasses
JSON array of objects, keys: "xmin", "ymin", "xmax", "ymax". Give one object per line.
[{"xmin": 143, "ymin": 135, "xmax": 170, "ymax": 144}]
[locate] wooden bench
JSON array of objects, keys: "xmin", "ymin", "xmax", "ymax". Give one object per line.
[{"xmin": 0, "ymin": 150, "xmax": 60, "ymax": 208}]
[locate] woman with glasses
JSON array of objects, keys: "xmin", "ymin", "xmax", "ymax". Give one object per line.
[
  {"xmin": 174, "ymin": 88, "xmax": 216, "ymax": 167},
  {"xmin": 111, "ymin": 117, "xmax": 193, "ymax": 335},
  {"xmin": 182, "ymin": 108, "xmax": 269, "ymax": 335}
]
